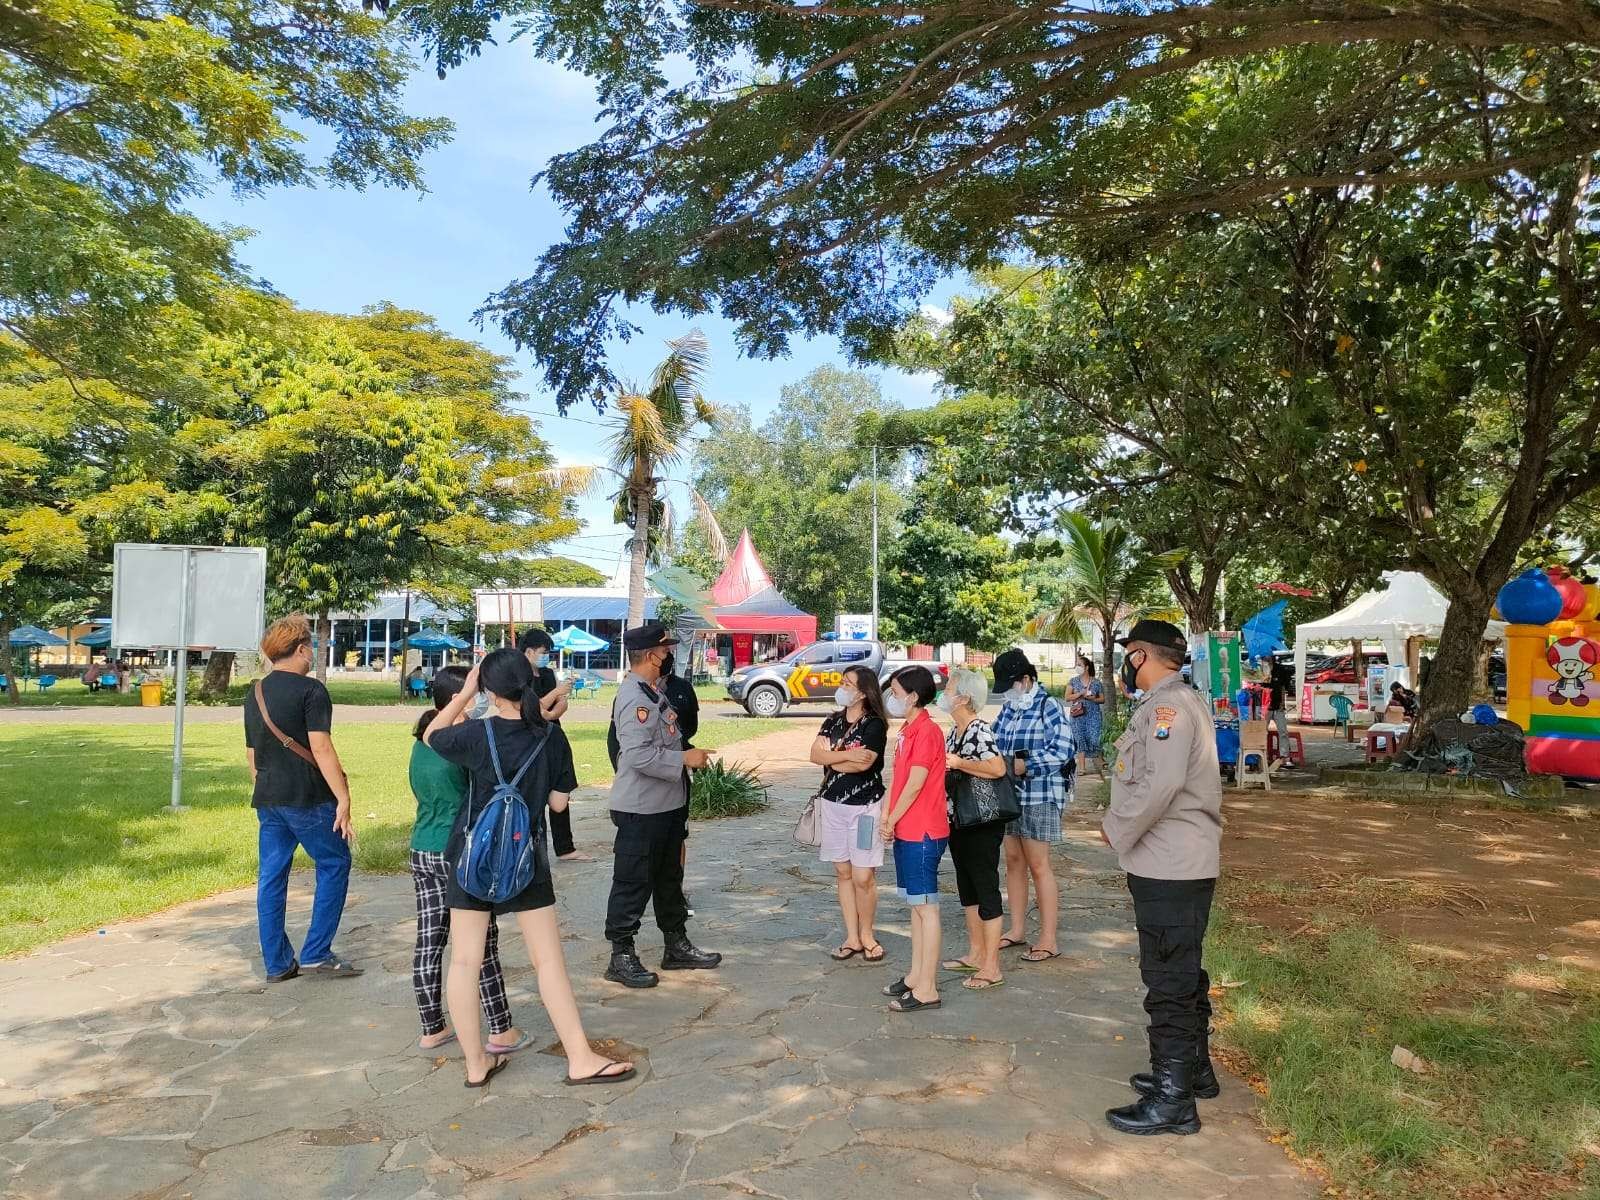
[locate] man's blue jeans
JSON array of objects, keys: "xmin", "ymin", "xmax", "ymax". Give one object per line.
[{"xmin": 257, "ymin": 802, "xmax": 351, "ymax": 975}]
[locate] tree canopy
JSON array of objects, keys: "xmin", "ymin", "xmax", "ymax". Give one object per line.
[
  {"xmin": 396, "ymin": 0, "xmax": 1599, "ymax": 406},
  {"xmin": 1, "ymin": 0, "xmax": 449, "ymax": 388}
]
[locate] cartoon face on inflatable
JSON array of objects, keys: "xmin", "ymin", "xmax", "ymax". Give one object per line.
[{"xmin": 1547, "ymin": 637, "xmax": 1599, "ymax": 705}]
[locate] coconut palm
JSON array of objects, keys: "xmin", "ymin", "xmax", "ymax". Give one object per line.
[
  {"xmin": 605, "ymin": 331, "xmax": 725, "ymax": 627},
  {"xmin": 1029, "ymin": 512, "xmax": 1186, "ymax": 717}
]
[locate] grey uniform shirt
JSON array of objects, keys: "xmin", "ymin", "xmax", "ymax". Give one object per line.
[
  {"xmin": 611, "ymin": 672, "xmax": 688, "ymax": 815},
  {"xmin": 1102, "ymin": 673, "xmax": 1223, "ymax": 880}
]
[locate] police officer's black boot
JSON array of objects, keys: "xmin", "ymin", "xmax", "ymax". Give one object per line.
[
  {"xmin": 1106, "ymin": 1059, "xmax": 1202, "ymax": 1136},
  {"xmin": 604, "ymin": 943, "xmax": 659, "ymax": 989},
  {"xmin": 660, "ymin": 935, "xmax": 722, "ymax": 971},
  {"xmin": 1131, "ymin": 1029, "xmax": 1220, "ymax": 1100}
]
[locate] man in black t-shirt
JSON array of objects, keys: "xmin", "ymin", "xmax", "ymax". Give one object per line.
[
  {"xmin": 518, "ymin": 629, "xmax": 591, "ymax": 861},
  {"xmin": 242, "ymin": 614, "xmax": 360, "ymax": 982}
]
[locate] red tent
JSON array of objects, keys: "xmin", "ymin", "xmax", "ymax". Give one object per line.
[{"xmin": 705, "ymin": 531, "xmax": 817, "ymax": 665}]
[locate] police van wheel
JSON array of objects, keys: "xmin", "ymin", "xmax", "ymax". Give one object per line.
[{"xmin": 747, "ymin": 686, "xmax": 785, "ymax": 718}]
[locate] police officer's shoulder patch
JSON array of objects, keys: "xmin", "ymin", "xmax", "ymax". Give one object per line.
[
  {"xmin": 636, "ymin": 706, "xmax": 651, "ymax": 723},
  {"xmin": 1153, "ymin": 705, "xmax": 1177, "ymax": 741},
  {"xmin": 1154, "ymin": 706, "xmax": 1178, "ymax": 721}
]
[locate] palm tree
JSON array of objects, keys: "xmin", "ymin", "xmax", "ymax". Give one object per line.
[
  {"xmin": 605, "ymin": 331, "xmax": 724, "ymax": 628},
  {"xmin": 1029, "ymin": 512, "xmax": 1186, "ymax": 717}
]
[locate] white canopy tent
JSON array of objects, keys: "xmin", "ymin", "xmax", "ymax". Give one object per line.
[{"xmin": 1293, "ymin": 571, "xmax": 1504, "ymax": 694}]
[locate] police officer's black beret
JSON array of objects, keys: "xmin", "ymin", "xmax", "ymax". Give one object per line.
[
  {"xmin": 1116, "ymin": 619, "xmax": 1188, "ymax": 653},
  {"xmin": 622, "ymin": 622, "xmax": 679, "ymax": 652}
]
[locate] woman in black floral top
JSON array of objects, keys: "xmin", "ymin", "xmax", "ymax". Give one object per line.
[
  {"xmin": 809, "ymin": 665, "xmax": 890, "ymax": 962},
  {"xmin": 940, "ymin": 668, "xmax": 1009, "ymax": 990}
]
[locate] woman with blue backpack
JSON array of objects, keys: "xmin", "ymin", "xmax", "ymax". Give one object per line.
[{"xmin": 423, "ymin": 649, "xmax": 635, "ymax": 1090}]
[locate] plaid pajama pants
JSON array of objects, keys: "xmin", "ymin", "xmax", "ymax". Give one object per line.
[{"xmin": 410, "ymin": 851, "xmax": 512, "ymax": 1038}]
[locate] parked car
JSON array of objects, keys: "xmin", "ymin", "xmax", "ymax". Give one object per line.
[
  {"xmin": 725, "ymin": 639, "xmax": 948, "ymax": 717},
  {"xmin": 1308, "ymin": 652, "xmax": 1390, "ymax": 684}
]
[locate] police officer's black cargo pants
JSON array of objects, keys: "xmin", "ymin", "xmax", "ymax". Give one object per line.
[
  {"xmin": 1127, "ymin": 874, "xmax": 1216, "ymax": 1062},
  {"xmin": 605, "ymin": 807, "xmax": 690, "ymax": 947}
]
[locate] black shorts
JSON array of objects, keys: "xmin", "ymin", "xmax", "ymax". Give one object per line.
[{"xmin": 443, "ymin": 831, "xmax": 555, "ymax": 914}]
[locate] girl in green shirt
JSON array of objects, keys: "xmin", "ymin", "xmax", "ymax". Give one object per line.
[{"xmin": 409, "ymin": 666, "xmax": 526, "ymax": 1053}]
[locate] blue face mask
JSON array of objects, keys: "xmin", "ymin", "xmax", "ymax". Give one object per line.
[{"xmin": 533, "ymin": 652, "xmax": 551, "ymax": 669}]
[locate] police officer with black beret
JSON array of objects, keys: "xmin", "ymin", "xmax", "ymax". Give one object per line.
[
  {"xmin": 603, "ymin": 623, "xmax": 722, "ymax": 989},
  {"xmin": 1102, "ymin": 619, "xmax": 1224, "ymax": 1136}
]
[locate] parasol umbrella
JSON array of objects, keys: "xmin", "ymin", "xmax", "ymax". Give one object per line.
[
  {"xmin": 406, "ymin": 629, "xmax": 459, "ymax": 651},
  {"xmin": 78, "ymin": 626, "xmax": 113, "ymax": 648},
  {"xmin": 551, "ymin": 626, "xmax": 610, "ymax": 653}
]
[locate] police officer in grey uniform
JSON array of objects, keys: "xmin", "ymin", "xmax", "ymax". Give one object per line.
[
  {"xmin": 1102, "ymin": 619, "xmax": 1224, "ymax": 1137},
  {"xmin": 604, "ymin": 623, "xmax": 722, "ymax": 989}
]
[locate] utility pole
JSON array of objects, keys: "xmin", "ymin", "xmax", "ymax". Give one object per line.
[{"xmin": 871, "ymin": 444, "xmax": 880, "ymax": 640}]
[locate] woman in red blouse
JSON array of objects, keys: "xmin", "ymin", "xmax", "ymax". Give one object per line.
[{"xmin": 880, "ymin": 666, "xmax": 949, "ymax": 1012}]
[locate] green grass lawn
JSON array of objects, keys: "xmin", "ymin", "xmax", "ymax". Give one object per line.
[
  {"xmin": 1209, "ymin": 908, "xmax": 1600, "ymax": 1199},
  {"xmin": 0, "ymin": 716, "xmax": 779, "ymax": 957}
]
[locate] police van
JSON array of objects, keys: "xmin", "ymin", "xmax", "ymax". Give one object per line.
[{"xmin": 725, "ymin": 639, "xmax": 948, "ymax": 717}]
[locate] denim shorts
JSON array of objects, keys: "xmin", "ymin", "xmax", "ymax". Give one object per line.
[{"xmin": 892, "ymin": 834, "xmax": 947, "ymax": 905}]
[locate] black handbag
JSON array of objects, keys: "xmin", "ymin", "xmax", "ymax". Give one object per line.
[{"xmin": 949, "ymin": 767, "xmax": 1022, "ymax": 829}]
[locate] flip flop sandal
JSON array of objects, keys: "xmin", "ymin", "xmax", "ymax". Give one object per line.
[
  {"xmin": 485, "ymin": 1032, "xmax": 533, "ymax": 1056},
  {"xmin": 862, "ymin": 944, "xmax": 886, "ymax": 962},
  {"xmin": 963, "ymin": 976, "xmax": 1006, "ymax": 990},
  {"xmin": 888, "ymin": 994, "xmax": 943, "ymax": 1013},
  {"xmin": 941, "ymin": 960, "xmax": 980, "ymax": 973},
  {"xmin": 998, "ymin": 937, "xmax": 1027, "ymax": 951},
  {"xmin": 464, "ymin": 1055, "xmax": 510, "ymax": 1089},
  {"xmin": 565, "ymin": 1061, "xmax": 637, "ymax": 1087},
  {"xmin": 418, "ymin": 1031, "xmax": 457, "ymax": 1052},
  {"xmin": 1022, "ymin": 948, "xmax": 1061, "ymax": 962},
  {"xmin": 881, "ymin": 977, "xmax": 912, "ymax": 998},
  {"xmin": 830, "ymin": 945, "xmax": 864, "ymax": 961}
]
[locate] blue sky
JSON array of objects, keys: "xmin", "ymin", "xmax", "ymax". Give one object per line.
[{"xmin": 190, "ymin": 38, "xmax": 950, "ymax": 581}]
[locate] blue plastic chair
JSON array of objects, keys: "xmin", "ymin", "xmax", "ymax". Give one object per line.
[
  {"xmin": 99, "ymin": 674, "xmax": 118, "ymax": 689},
  {"xmin": 406, "ymin": 676, "xmax": 429, "ymax": 701},
  {"xmin": 1328, "ymin": 692, "xmax": 1354, "ymax": 737},
  {"xmin": 37, "ymin": 674, "xmax": 57, "ymax": 693},
  {"xmin": 569, "ymin": 671, "xmax": 605, "ymax": 699}
]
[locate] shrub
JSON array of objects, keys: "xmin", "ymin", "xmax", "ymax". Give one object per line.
[{"xmin": 689, "ymin": 760, "xmax": 768, "ymax": 819}]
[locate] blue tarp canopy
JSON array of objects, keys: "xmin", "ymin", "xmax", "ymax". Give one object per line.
[
  {"xmin": 9, "ymin": 625, "xmax": 66, "ymax": 647},
  {"xmin": 541, "ymin": 594, "xmax": 659, "ymax": 622},
  {"xmin": 1242, "ymin": 601, "xmax": 1289, "ymax": 663}
]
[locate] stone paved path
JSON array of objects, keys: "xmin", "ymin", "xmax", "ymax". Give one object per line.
[{"xmin": 0, "ymin": 725, "xmax": 1315, "ymax": 1200}]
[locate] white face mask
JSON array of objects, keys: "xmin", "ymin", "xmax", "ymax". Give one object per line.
[
  {"xmin": 936, "ymin": 689, "xmax": 959, "ymax": 713},
  {"xmin": 886, "ymin": 693, "xmax": 911, "ymax": 719},
  {"xmin": 1006, "ymin": 682, "xmax": 1035, "ymax": 709},
  {"xmin": 835, "ymin": 686, "xmax": 859, "ymax": 709}
]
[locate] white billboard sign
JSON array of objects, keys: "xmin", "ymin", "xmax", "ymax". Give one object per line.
[
  {"xmin": 112, "ymin": 544, "xmax": 267, "ymax": 651},
  {"xmin": 475, "ymin": 590, "xmax": 543, "ymax": 626},
  {"xmin": 836, "ymin": 613, "xmax": 874, "ymax": 640}
]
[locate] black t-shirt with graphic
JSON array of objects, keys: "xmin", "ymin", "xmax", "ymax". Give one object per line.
[
  {"xmin": 243, "ymin": 671, "xmax": 336, "ymax": 809},
  {"xmin": 816, "ymin": 711, "xmax": 887, "ymax": 806}
]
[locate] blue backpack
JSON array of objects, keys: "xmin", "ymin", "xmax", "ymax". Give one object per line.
[{"xmin": 455, "ymin": 722, "xmax": 548, "ymax": 904}]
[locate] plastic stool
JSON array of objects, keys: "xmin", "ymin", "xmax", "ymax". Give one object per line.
[
  {"xmin": 1364, "ymin": 729, "xmax": 1402, "ymax": 763},
  {"xmin": 1266, "ymin": 727, "xmax": 1305, "ymax": 767}
]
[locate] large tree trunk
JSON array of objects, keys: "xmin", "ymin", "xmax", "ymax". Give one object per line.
[
  {"xmin": 199, "ymin": 651, "xmax": 234, "ymax": 700},
  {"xmin": 626, "ymin": 481, "xmax": 652, "ymax": 630},
  {"xmin": 314, "ymin": 611, "xmax": 331, "ymax": 682},
  {"xmin": 0, "ymin": 614, "xmax": 18, "ymax": 704},
  {"xmin": 1418, "ymin": 584, "xmax": 1493, "ymax": 730},
  {"xmin": 1101, "ymin": 614, "xmax": 1119, "ymax": 721}
]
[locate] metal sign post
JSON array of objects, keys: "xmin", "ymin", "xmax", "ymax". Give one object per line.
[{"xmin": 113, "ymin": 543, "xmax": 267, "ymax": 815}]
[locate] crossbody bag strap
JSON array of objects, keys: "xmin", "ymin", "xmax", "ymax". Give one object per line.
[{"xmin": 254, "ymin": 678, "xmax": 318, "ymax": 767}]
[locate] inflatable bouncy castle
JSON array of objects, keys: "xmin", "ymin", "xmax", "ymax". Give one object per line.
[{"xmin": 1498, "ymin": 566, "xmax": 1600, "ymax": 779}]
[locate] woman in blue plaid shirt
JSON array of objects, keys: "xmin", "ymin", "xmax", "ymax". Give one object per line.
[{"xmin": 991, "ymin": 649, "xmax": 1075, "ymax": 962}]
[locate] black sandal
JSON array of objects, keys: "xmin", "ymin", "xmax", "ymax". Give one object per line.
[
  {"xmin": 888, "ymin": 994, "xmax": 942, "ymax": 1013},
  {"xmin": 881, "ymin": 976, "xmax": 912, "ymax": 998},
  {"xmin": 564, "ymin": 1060, "xmax": 637, "ymax": 1087},
  {"xmin": 830, "ymin": 944, "xmax": 863, "ymax": 961},
  {"xmin": 464, "ymin": 1055, "xmax": 510, "ymax": 1089}
]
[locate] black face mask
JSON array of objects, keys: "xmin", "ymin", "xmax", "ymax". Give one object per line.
[
  {"xmin": 661, "ymin": 652, "xmax": 676, "ymax": 677},
  {"xmin": 1120, "ymin": 650, "xmax": 1143, "ymax": 696}
]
